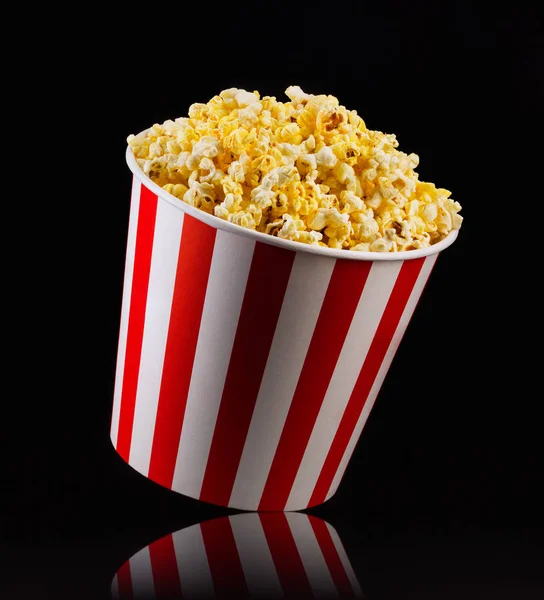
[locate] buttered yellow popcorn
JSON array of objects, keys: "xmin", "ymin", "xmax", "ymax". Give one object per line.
[{"xmin": 128, "ymin": 86, "xmax": 462, "ymax": 252}]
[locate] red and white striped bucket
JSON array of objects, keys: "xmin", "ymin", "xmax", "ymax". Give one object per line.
[
  {"xmin": 111, "ymin": 513, "xmax": 363, "ymax": 599},
  {"xmin": 110, "ymin": 145, "xmax": 458, "ymax": 511}
]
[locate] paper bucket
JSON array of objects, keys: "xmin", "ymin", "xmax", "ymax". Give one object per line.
[
  {"xmin": 111, "ymin": 513, "xmax": 363, "ymax": 599},
  {"xmin": 110, "ymin": 144, "xmax": 458, "ymax": 511}
]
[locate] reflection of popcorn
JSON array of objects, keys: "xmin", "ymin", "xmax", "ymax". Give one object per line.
[{"xmin": 128, "ymin": 87, "xmax": 462, "ymax": 252}]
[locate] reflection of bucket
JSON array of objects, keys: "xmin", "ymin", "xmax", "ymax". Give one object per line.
[
  {"xmin": 109, "ymin": 145, "xmax": 458, "ymax": 511},
  {"xmin": 111, "ymin": 513, "xmax": 363, "ymax": 599}
]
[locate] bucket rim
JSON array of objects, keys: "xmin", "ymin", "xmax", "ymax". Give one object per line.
[{"xmin": 126, "ymin": 143, "xmax": 458, "ymax": 262}]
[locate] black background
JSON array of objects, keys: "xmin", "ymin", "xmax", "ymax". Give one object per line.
[{"xmin": 5, "ymin": 1, "xmax": 543, "ymax": 598}]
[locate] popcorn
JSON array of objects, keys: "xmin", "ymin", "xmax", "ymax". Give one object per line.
[
  {"xmin": 128, "ymin": 87, "xmax": 462, "ymax": 252},
  {"xmin": 316, "ymin": 146, "xmax": 338, "ymax": 169},
  {"xmin": 234, "ymin": 90, "xmax": 259, "ymax": 108}
]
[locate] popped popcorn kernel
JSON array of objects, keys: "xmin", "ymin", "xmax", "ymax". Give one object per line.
[{"xmin": 128, "ymin": 87, "xmax": 462, "ymax": 252}]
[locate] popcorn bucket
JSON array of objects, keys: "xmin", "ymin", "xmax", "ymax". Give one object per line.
[
  {"xmin": 111, "ymin": 513, "xmax": 363, "ymax": 599},
  {"xmin": 110, "ymin": 146, "xmax": 458, "ymax": 511}
]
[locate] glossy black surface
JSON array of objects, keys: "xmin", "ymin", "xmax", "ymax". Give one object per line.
[{"xmin": 7, "ymin": 382, "xmax": 544, "ymax": 599}]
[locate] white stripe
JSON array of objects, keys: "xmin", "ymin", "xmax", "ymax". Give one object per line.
[
  {"xmin": 110, "ymin": 574, "xmax": 119, "ymax": 599},
  {"xmin": 229, "ymin": 252, "xmax": 336, "ymax": 509},
  {"xmin": 129, "ymin": 546, "xmax": 156, "ymax": 599},
  {"xmin": 325, "ymin": 522, "xmax": 364, "ymax": 597},
  {"xmin": 172, "ymin": 231, "xmax": 255, "ymax": 498},
  {"xmin": 128, "ymin": 200, "xmax": 184, "ymax": 474},
  {"xmin": 111, "ymin": 178, "xmax": 141, "ymax": 447},
  {"xmin": 286, "ymin": 261, "xmax": 402, "ymax": 510},
  {"xmin": 285, "ymin": 513, "xmax": 338, "ymax": 599},
  {"xmin": 229, "ymin": 513, "xmax": 283, "ymax": 598},
  {"xmin": 173, "ymin": 522, "xmax": 215, "ymax": 599},
  {"xmin": 327, "ymin": 254, "xmax": 438, "ymax": 498}
]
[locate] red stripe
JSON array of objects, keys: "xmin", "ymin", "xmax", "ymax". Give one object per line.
[
  {"xmin": 259, "ymin": 513, "xmax": 313, "ymax": 599},
  {"xmin": 117, "ymin": 184, "xmax": 158, "ymax": 460},
  {"xmin": 149, "ymin": 534, "xmax": 183, "ymax": 598},
  {"xmin": 201, "ymin": 517, "xmax": 250, "ymax": 599},
  {"xmin": 258, "ymin": 260, "xmax": 373, "ymax": 510},
  {"xmin": 148, "ymin": 215, "xmax": 216, "ymax": 488},
  {"xmin": 116, "ymin": 561, "xmax": 133, "ymax": 599},
  {"xmin": 309, "ymin": 257, "xmax": 425, "ymax": 506},
  {"xmin": 308, "ymin": 516, "xmax": 355, "ymax": 597},
  {"xmin": 199, "ymin": 242, "xmax": 296, "ymax": 506}
]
